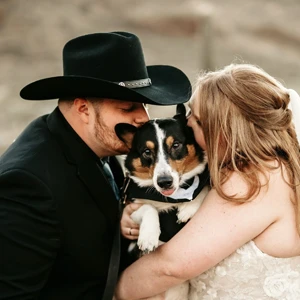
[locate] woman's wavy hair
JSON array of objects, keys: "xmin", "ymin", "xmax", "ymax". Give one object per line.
[{"xmin": 193, "ymin": 63, "xmax": 300, "ymax": 232}]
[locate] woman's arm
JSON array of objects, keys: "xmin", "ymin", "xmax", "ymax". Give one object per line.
[{"xmin": 115, "ymin": 171, "xmax": 282, "ymax": 300}]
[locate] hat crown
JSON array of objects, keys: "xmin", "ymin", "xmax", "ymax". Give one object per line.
[
  {"xmin": 63, "ymin": 32, "xmax": 149, "ymax": 82},
  {"xmin": 20, "ymin": 31, "xmax": 191, "ymax": 105}
]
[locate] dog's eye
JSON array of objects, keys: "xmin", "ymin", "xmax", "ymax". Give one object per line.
[
  {"xmin": 172, "ymin": 142, "xmax": 181, "ymax": 149},
  {"xmin": 143, "ymin": 148, "xmax": 152, "ymax": 157}
]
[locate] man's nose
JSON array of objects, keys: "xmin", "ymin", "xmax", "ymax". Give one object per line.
[{"xmin": 135, "ymin": 106, "xmax": 150, "ymax": 125}]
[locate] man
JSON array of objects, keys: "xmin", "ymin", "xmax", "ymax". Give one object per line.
[{"xmin": 0, "ymin": 32, "xmax": 191, "ymax": 300}]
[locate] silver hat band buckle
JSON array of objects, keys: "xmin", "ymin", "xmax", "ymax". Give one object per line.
[{"xmin": 117, "ymin": 78, "xmax": 152, "ymax": 89}]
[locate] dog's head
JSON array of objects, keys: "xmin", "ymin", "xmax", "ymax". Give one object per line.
[{"xmin": 115, "ymin": 104, "xmax": 207, "ymax": 197}]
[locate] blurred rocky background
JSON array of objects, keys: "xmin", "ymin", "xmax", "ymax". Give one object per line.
[{"xmin": 0, "ymin": 0, "xmax": 299, "ymax": 154}]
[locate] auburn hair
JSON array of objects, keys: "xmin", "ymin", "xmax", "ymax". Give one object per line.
[{"xmin": 193, "ymin": 63, "xmax": 300, "ymax": 232}]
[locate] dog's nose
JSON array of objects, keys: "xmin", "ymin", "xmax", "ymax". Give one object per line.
[{"xmin": 157, "ymin": 175, "xmax": 173, "ymax": 189}]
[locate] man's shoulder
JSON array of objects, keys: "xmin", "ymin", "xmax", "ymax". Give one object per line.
[{"xmin": 0, "ymin": 114, "xmax": 61, "ymax": 173}]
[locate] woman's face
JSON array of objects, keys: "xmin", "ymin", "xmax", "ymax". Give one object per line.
[{"xmin": 187, "ymin": 99, "xmax": 207, "ymax": 150}]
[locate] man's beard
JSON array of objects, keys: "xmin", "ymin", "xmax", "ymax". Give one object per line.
[{"xmin": 94, "ymin": 117, "xmax": 129, "ymax": 155}]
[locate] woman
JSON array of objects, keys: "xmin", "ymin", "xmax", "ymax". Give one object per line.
[{"xmin": 115, "ymin": 64, "xmax": 300, "ymax": 299}]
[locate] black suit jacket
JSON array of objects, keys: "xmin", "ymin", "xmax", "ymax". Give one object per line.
[{"xmin": 0, "ymin": 107, "xmax": 125, "ymax": 299}]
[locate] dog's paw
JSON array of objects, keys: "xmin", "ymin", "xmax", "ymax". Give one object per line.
[
  {"xmin": 177, "ymin": 189, "xmax": 208, "ymax": 223},
  {"xmin": 137, "ymin": 239, "xmax": 158, "ymax": 253},
  {"xmin": 176, "ymin": 206, "xmax": 196, "ymax": 223},
  {"xmin": 137, "ymin": 232, "xmax": 160, "ymax": 252},
  {"xmin": 137, "ymin": 226, "xmax": 161, "ymax": 252},
  {"xmin": 130, "ymin": 203, "xmax": 161, "ymax": 252}
]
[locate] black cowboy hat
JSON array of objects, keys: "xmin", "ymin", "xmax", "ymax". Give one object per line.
[{"xmin": 20, "ymin": 32, "xmax": 192, "ymax": 106}]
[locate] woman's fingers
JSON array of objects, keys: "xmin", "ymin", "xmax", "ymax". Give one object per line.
[
  {"xmin": 121, "ymin": 203, "xmax": 142, "ymax": 239},
  {"xmin": 123, "ymin": 227, "xmax": 140, "ymax": 240}
]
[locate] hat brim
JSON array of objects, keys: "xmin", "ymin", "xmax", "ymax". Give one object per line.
[{"xmin": 20, "ymin": 65, "xmax": 191, "ymax": 106}]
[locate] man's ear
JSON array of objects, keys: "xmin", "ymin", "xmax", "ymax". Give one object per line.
[
  {"xmin": 73, "ymin": 98, "xmax": 89, "ymax": 123},
  {"xmin": 115, "ymin": 123, "xmax": 137, "ymax": 149}
]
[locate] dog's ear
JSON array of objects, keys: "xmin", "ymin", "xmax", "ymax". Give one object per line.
[
  {"xmin": 174, "ymin": 103, "xmax": 187, "ymax": 122},
  {"xmin": 176, "ymin": 103, "xmax": 186, "ymax": 116},
  {"xmin": 115, "ymin": 123, "xmax": 137, "ymax": 149}
]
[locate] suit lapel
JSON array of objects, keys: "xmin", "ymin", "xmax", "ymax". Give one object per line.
[
  {"xmin": 47, "ymin": 107, "xmax": 119, "ymax": 227},
  {"xmin": 76, "ymin": 160, "xmax": 119, "ymax": 227}
]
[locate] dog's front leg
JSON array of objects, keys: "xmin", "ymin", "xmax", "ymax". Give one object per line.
[
  {"xmin": 131, "ymin": 204, "xmax": 161, "ymax": 252},
  {"xmin": 177, "ymin": 186, "xmax": 209, "ymax": 223}
]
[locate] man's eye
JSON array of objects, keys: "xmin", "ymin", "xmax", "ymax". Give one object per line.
[
  {"xmin": 196, "ymin": 120, "xmax": 202, "ymax": 126},
  {"xmin": 121, "ymin": 106, "xmax": 134, "ymax": 112}
]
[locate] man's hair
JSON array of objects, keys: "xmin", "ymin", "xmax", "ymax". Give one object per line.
[
  {"xmin": 58, "ymin": 97, "xmax": 104, "ymax": 106},
  {"xmin": 58, "ymin": 97, "xmax": 75, "ymax": 107},
  {"xmin": 192, "ymin": 63, "xmax": 300, "ymax": 231}
]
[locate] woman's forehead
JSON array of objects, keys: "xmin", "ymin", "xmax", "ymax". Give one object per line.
[
  {"xmin": 188, "ymin": 97, "xmax": 200, "ymax": 115},
  {"xmin": 188, "ymin": 96, "xmax": 196, "ymax": 108}
]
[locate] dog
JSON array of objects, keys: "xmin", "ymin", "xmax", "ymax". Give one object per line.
[{"xmin": 115, "ymin": 104, "xmax": 209, "ymax": 300}]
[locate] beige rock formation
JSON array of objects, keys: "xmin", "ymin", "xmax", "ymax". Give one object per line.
[{"xmin": 0, "ymin": 0, "xmax": 299, "ymax": 154}]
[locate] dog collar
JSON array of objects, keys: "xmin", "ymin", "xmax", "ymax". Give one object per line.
[{"xmin": 121, "ymin": 165, "xmax": 209, "ymax": 204}]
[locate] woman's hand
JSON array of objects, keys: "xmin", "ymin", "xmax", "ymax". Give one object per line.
[{"xmin": 121, "ymin": 203, "xmax": 142, "ymax": 240}]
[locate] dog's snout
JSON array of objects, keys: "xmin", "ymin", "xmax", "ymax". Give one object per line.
[{"xmin": 157, "ymin": 175, "xmax": 173, "ymax": 189}]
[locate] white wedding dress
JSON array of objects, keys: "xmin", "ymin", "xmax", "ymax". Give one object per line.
[{"xmin": 189, "ymin": 241, "xmax": 300, "ymax": 300}]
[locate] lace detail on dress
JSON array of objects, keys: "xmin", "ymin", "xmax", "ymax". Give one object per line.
[{"xmin": 189, "ymin": 241, "xmax": 300, "ymax": 300}]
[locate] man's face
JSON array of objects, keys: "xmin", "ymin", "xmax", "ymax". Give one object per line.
[{"xmin": 89, "ymin": 99, "xmax": 149, "ymax": 156}]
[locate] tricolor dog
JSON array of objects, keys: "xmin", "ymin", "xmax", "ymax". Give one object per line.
[{"xmin": 115, "ymin": 104, "xmax": 209, "ymax": 300}]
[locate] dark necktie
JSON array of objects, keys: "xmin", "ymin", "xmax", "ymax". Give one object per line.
[{"xmin": 100, "ymin": 158, "xmax": 120, "ymax": 201}]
